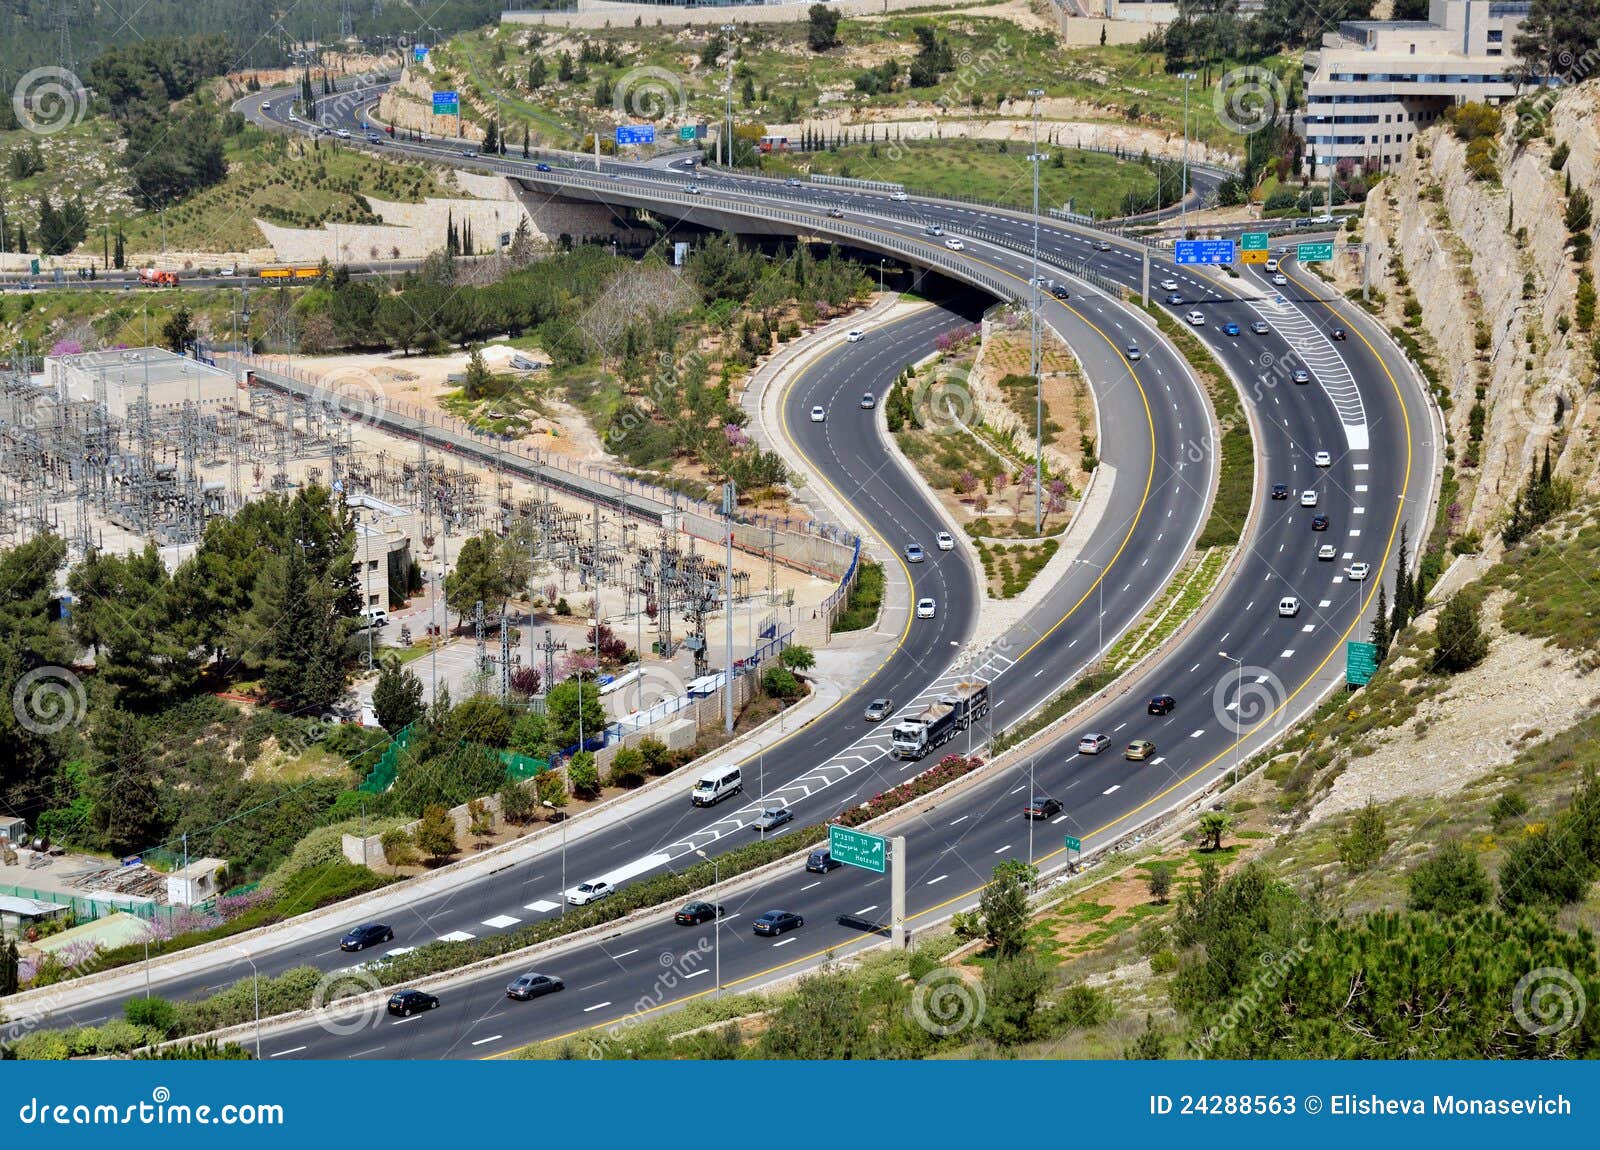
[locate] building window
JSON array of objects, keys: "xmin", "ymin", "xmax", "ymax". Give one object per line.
[{"xmin": 368, "ymin": 559, "xmax": 379, "ymax": 570}]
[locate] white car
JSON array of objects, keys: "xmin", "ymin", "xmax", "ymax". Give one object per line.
[
  {"xmin": 1278, "ymin": 597, "xmax": 1301, "ymax": 618},
  {"xmin": 1311, "ymin": 213, "xmax": 1335, "ymax": 225},
  {"xmin": 335, "ymin": 128, "xmax": 351, "ymax": 139},
  {"xmin": 1317, "ymin": 543, "xmax": 1337, "ymax": 561},
  {"xmin": 566, "ymin": 879, "xmax": 614, "ymax": 906},
  {"xmin": 809, "ymin": 406, "xmax": 826, "ymax": 423},
  {"xmin": 944, "ymin": 237, "xmax": 965, "ymax": 251},
  {"xmin": 890, "ymin": 190, "xmax": 908, "ymax": 202},
  {"xmin": 1272, "ymin": 273, "xmax": 1288, "ymax": 286},
  {"xmin": 1126, "ymin": 345, "xmax": 1143, "ymax": 361},
  {"xmin": 935, "ymin": 531, "xmax": 955, "ymax": 551},
  {"xmin": 1314, "ymin": 450, "xmax": 1332, "ymax": 467},
  {"xmin": 1187, "ymin": 311, "xmax": 1206, "ymax": 326},
  {"xmin": 916, "ymin": 598, "xmax": 937, "ymax": 620},
  {"xmin": 1094, "ymin": 240, "xmax": 1112, "ymax": 252},
  {"xmin": 1160, "ymin": 278, "xmax": 1179, "ymax": 291},
  {"xmin": 846, "ymin": 329, "xmax": 865, "ymax": 343},
  {"xmin": 1346, "ymin": 561, "xmax": 1371, "ymax": 581},
  {"xmin": 1300, "ymin": 489, "xmax": 1319, "ymax": 507}
]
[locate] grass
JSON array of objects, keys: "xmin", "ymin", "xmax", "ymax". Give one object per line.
[
  {"xmin": 0, "ymin": 285, "xmax": 249, "ymax": 351},
  {"xmin": 975, "ymin": 537, "xmax": 1059, "ymax": 599},
  {"xmin": 1485, "ymin": 504, "xmax": 1600, "ymax": 653},
  {"xmin": 764, "ymin": 140, "xmax": 1167, "ymax": 218},
  {"xmin": 1103, "ymin": 547, "xmax": 1228, "ymax": 674},
  {"xmin": 833, "ymin": 559, "xmax": 885, "ymax": 632}
]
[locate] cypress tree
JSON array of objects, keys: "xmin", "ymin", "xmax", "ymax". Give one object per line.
[
  {"xmin": 1372, "ymin": 583, "xmax": 1390, "ymax": 663},
  {"xmin": 1391, "ymin": 523, "xmax": 1411, "ymax": 636}
]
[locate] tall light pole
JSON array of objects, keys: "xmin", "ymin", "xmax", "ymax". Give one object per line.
[
  {"xmin": 723, "ymin": 481, "xmax": 736, "ymax": 734},
  {"xmin": 1218, "ymin": 650, "xmax": 1244, "ymax": 787},
  {"xmin": 878, "ymin": 258, "xmax": 886, "ymax": 296},
  {"xmin": 1028, "ymin": 88, "xmax": 1045, "ymax": 537},
  {"xmin": 543, "ymin": 799, "xmax": 567, "ymax": 914},
  {"xmin": 695, "ymin": 848, "xmax": 721, "ymax": 992},
  {"xmin": 721, "ymin": 23, "xmax": 737, "ymax": 167},
  {"xmin": 1179, "ymin": 72, "xmax": 1197, "ymax": 233},
  {"xmin": 1077, "ymin": 557, "xmax": 1106, "ymax": 664}
]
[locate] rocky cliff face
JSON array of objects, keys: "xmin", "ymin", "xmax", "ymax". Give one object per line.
[{"xmin": 1348, "ymin": 85, "xmax": 1600, "ymax": 551}]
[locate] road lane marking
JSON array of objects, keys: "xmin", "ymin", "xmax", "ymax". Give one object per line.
[
  {"xmin": 583, "ymin": 1002, "xmax": 613, "ymax": 1012},
  {"xmin": 471, "ymin": 1035, "xmax": 503, "ymax": 1047},
  {"xmin": 270, "ymin": 1047, "xmax": 306, "ymax": 1058}
]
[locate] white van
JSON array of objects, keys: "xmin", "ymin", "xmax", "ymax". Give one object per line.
[
  {"xmin": 1265, "ymin": 258, "xmax": 1280, "ymax": 273},
  {"xmin": 691, "ymin": 767, "xmax": 742, "ymax": 807}
]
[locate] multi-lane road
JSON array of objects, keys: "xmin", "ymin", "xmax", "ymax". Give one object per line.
[{"xmin": 12, "ymin": 82, "xmax": 1436, "ymax": 1056}]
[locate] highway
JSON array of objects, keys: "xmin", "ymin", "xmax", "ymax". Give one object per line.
[{"xmin": 18, "ymin": 84, "xmax": 1434, "ymax": 1055}]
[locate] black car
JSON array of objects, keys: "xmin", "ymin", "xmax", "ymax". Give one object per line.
[
  {"xmin": 386, "ymin": 989, "xmax": 439, "ymax": 1016},
  {"xmin": 1050, "ymin": 284, "xmax": 1070, "ymax": 300},
  {"xmin": 339, "ymin": 922, "xmax": 394, "ymax": 952},
  {"xmin": 1148, "ymin": 694, "xmax": 1177, "ymax": 716},
  {"xmin": 505, "ymin": 972, "xmax": 563, "ymax": 1000},
  {"xmin": 1271, "ymin": 483, "xmax": 1290, "ymax": 500},
  {"xmin": 1331, "ymin": 328, "xmax": 1348, "ymax": 341},
  {"xmin": 1024, "ymin": 795, "xmax": 1063, "ymax": 820},
  {"xmin": 674, "ymin": 901, "xmax": 723, "ymax": 925},
  {"xmin": 753, "ymin": 910, "xmax": 804, "ymax": 937},
  {"xmin": 1312, "ymin": 514, "xmax": 1330, "ymax": 531}
]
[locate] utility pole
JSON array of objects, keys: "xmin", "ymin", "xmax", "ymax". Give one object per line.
[
  {"xmin": 722, "ymin": 23, "xmax": 737, "ymax": 167},
  {"xmin": 1028, "ymin": 88, "xmax": 1045, "ymax": 537},
  {"xmin": 723, "ymin": 481, "xmax": 736, "ymax": 734}
]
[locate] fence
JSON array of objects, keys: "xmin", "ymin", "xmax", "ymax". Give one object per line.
[
  {"xmin": 358, "ymin": 722, "xmax": 415, "ymax": 794},
  {"xmin": 810, "ymin": 173, "xmax": 905, "ymax": 194},
  {"xmin": 0, "ymin": 882, "xmax": 180, "ymax": 928}
]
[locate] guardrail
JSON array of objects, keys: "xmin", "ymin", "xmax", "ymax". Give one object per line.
[{"xmin": 810, "ymin": 173, "xmax": 905, "ymax": 194}]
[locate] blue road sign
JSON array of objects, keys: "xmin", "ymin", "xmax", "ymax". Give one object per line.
[
  {"xmin": 432, "ymin": 90, "xmax": 458, "ymax": 115},
  {"xmin": 1174, "ymin": 239, "xmax": 1236, "ymax": 265},
  {"xmin": 413, "ymin": 45, "xmax": 428, "ymax": 62},
  {"xmin": 615, "ymin": 124, "xmax": 656, "ymax": 146}
]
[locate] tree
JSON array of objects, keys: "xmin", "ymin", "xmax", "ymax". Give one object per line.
[
  {"xmin": 162, "ymin": 307, "xmax": 196, "ymax": 353},
  {"xmin": 1390, "ymin": 523, "xmax": 1412, "ymax": 635},
  {"xmin": 88, "ymin": 707, "xmax": 164, "ymax": 855},
  {"xmin": 1197, "ymin": 811, "xmax": 1231, "ymax": 852},
  {"xmin": 1124, "ymin": 1013, "xmax": 1168, "ymax": 1059},
  {"xmin": 499, "ymin": 779, "xmax": 538, "ymax": 825},
  {"xmin": 1432, "ymin": 591, "xmax": 1489, "ymax": 674},
  {"xmin": 567, "ymin": 751, "xmax": 600, "ymax": 799},
  {"xmin": 380, "ymin": 827, "xmax": 418, "ymax": 872},
  {"xmin": 414, "ymin": 804, "xmax": 458, "ymax": 863},
  {"xmin": 806, "ymin": 4, "xmax": 841, "ymax": 51},
  {"xmin": 445, "ymin": 531, "xmax": 527, "ymax": 626},
  {"xmin": 546, "ymin": 678, "xmax": 605, "ymax": 750},
  {"xmin": 481, "ymin": 121, "xmax": 499, "ymax": 155},
  {"xmin": 1408, "ymin": 840, "xmax": 1492, "ymax": 915},
  {"xmin": 372, "ymin": 658, "xmax": 424, "ymax": 733},
  {"xmin": 637, "ymin": 735, "xmax": 672, "ymax": 775},
  {"xmin": 467, "ymin": 798, "xmax": 495, "ymax": 847},
  {"xmin": 1, "ymin": 939, "xmax": 19, "ymax": 997},
  {"xmin": 610, "ymin": 745, "xmax": 645, "ymax": 788},
  {"xmin": 979, "ymin": 859, "xmax": 1035, "ymax": 958},
  {"xmin": 1370, "ymin": 583, "xmax": 1391, "ymax": 663},
  {"xmin": 1148, "ymin": 862, "xmax": 1174, "ymax": 903},
  {"xmin": 535, "ymin": 769, "xmax": 568, "ymax": 811},
  {"xmin": 981, "ymin": 953, "xmax": 1051, "ymax": 1046},
  {"xmin": 113, "ymin": 227, "xmax": 126, "ymax": 269},
  {"xmin": 1337, "ymin": 798, "xmax": 1389, "ymax": 872},
  {"xmin": 779, "ymin": 644, "xmax": 815, "ymax": 672},
  {"xmin": 760, "ymin": 970, "xmax": 871, "ymax": 1057},
  {"xmin": 247, "ymin": 543, "xmax": 347, "ymax": 712}
]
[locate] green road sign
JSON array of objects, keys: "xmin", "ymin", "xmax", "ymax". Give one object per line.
[
  {"xmin": 829, "ymin": 824, "xmax": 887, "ymax": 873},
  {"xmin": 1297, "ymin": 241, "xmax": 1334, "ymax": 263},
  {"xmin": 1063, "ymin": 835, "xmax": 1082, "ymax": 853},
  {"xmin": 1240, "ymin": 231, "xmax": 1269, "ymax": 251},
  {"xmin": 1346, "ymin": 641, "xmax": 1378, "ymax": 686},
  {"xmin": 30, "ymin": 259, "xmax": 40, "ymax": 275},
  {"xmin": 679, "ymin": 125, "xmax": 697, "ymax": 142}
]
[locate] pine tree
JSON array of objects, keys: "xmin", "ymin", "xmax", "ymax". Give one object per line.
[
  {"xmin": 1391, "ymin": 523, "xmax": 1411, "ymax": 635},
  {"xmin": 522, "ymin": 126, "xmax": 530, "ymax": 158}
]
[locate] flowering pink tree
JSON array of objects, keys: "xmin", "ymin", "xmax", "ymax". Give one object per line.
[
  {"xmin": 724, "ymin": 423, "xmax": 751, "ymax": 448},
  {"xmin": 50, "ymin": 339, "xmax": 84, "ymax": 356},
  {"xmin": 560, "ymin": 651, "xmax": 598, "ymax": 681}
]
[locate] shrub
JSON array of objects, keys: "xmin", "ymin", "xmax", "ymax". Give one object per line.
[
  {"xmin": 124, "ymin": 996, "xmax": 180, "ymax": 1037},
  {"xmin": 779, "ymin": 644, "xmax": 816, "ymax": 672},
  {"xmin": 499, "ymin": 779, "xmax": 539, "ymax": 824},
  {"xmin": 414, "ymin": 804, "xmax": 458, "ymax": 862},
  {"xmin": 610, "ymin": 745, "xmax": 646, "ymax": 788},
  {"xmin": 763, "ymin": 665, "xmax": 801, "ymax": 698},
  {"xmin": 637, "ymin": 735, "xmax": 672, "ymax": 775},
  {"xmin": 1408, "ymin": 841, "xmax": 1492, "ymax": 915},
  {"xmin": 568, "ymin": 752, "xmax": 600, "ymax": 799},
  {"xmin": 1490, "ymin": 790, "xmax": 1530, "ymax": 826}
]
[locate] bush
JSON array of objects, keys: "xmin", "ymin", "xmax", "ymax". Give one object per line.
[
  {"xmin": 1338, "ymin": 799, "xmax": 1390, "ymax": 872},
  {"xmin": 637, "ymin": 735, "xmax": 672, "ymax": 775},
  {"xmin": 499, "ymin": 779, "xmax": 539, "ymax": 824},
  {"xmin": 124, "ymin": 996, "xmax": 179, "ymax": 1037},
  {"xmin": 610, "ymin": 745, "xmax": 646, "ymax": 788},
  {"xmin": 779, "ymin": 645, "xmax": 815, "ymax": 672},
  {"xmin": 414, "ymin": 804, "xmax": 458, "ymax": 862},
  {"xmin": 1408, "ymin": 840, "xmax": 1492, "ymax": 915},
  {"xmin": 762, "ymin": 665, "xmax": 801, "ymax": 698},
  {"xmin": 1490, "ymin": 790, "xmax": 1530, "ymax": 826},
  {"xmin": 568, "ymin": 752, "xmax": 600, "ymax": 798}
]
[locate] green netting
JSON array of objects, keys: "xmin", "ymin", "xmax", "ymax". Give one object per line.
[
  {"xmin": 358, "ymin": 722, "xmax": 415, "ymax": 794},
  {"xmin": 500, "ymin": 751, "xmax": 549, "ymax": 781}
]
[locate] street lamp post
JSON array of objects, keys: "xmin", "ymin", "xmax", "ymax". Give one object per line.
[
  {"xmin": 1028, "ymin": 88, "xmax": 1045, "ymax": 537},
  {"xmin": 721, "ymin": 24, "xmax": 737, "ymax": 167},
  {"xmin": 878, "ymin": 258, "xmax": 886, "ymax": 296},
  {"xmin": 1218, "ymin": 651, "xmax": 1244, "ymax": 787},
  {"xmin": 1077, "ymin": 557, "xmax": 1106, "ymax": 663},
  {"xmin": 695, "ymin": 848, "xmax": 721, "ymax": 992},
  {"xmin": 1179, "ymin": 73, "xmax": 1197, "ymax": 233},
  {"xmin": 542, "ymin": 800, "xmax": 567, "ymax": 914}
]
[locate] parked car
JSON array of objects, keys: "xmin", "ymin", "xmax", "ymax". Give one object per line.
[
  {"xmin": 864, "ymin": 698, "xmax": 894, "ymax": 722},
  {"xmin": 1024, "ymin": 795, "xmax": 1063, "ymax": 820},
  {"xmin": 752, "ymin": 806, "xmax": 793, "ymax": 831},
  {"xmin": 1147, "ymin": 694, "xmax": 1176, "ymax": 716},
  {"xmin": 674, "ymin": 901, "xmax": 723, "ymax": 926},
  {"xmin": 566, "ymin": 879, "xmax": 614, "ymax": 906},
  {"xmin": 505, "ymin": 973, "xmax": 563, "ymax": 1000},
  {"xmin": 1077, "ymin": 732, "xmax": 1110, "ymax": 755},
  {"xmin": 340, "ymin": 923, "xmax": 394, "ymax": 951},
  {"xmin": 753, "ymin": 910, "xmax": 804, "ymax": 937},
  {"xmin": 387, "ymin": 989, "xmax": 439, "ymax": 1016}
]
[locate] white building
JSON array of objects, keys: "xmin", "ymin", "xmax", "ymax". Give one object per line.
[
  {"xmin": 1299, "ymin": 0, "xmax": 1539, "ymax": 176},
  {"xmin": 44, "ymin": 347, "xmax": 238, "ymax": 420},
  {"xmin": 346, "ymin": 493, "xmax": 416, "ymax": 614}
]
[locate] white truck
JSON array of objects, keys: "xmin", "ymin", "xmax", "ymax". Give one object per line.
[{"xmin": 889, "ymin": 680, "xmax": 990, "ymax": 760}]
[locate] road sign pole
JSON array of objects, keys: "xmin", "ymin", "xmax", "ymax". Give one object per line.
[
  {"xmin": 890, "ymin": 835, "xmax": 907, "ymax": 949},
  {"xmin": 1141, "ymin": 248, "xmax": 1150, "ymax": 307}
]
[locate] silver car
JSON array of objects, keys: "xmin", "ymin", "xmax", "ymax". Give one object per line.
[{"xmin": 752, "ymin": 806, "xmax": 793, "ymax": 831}]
